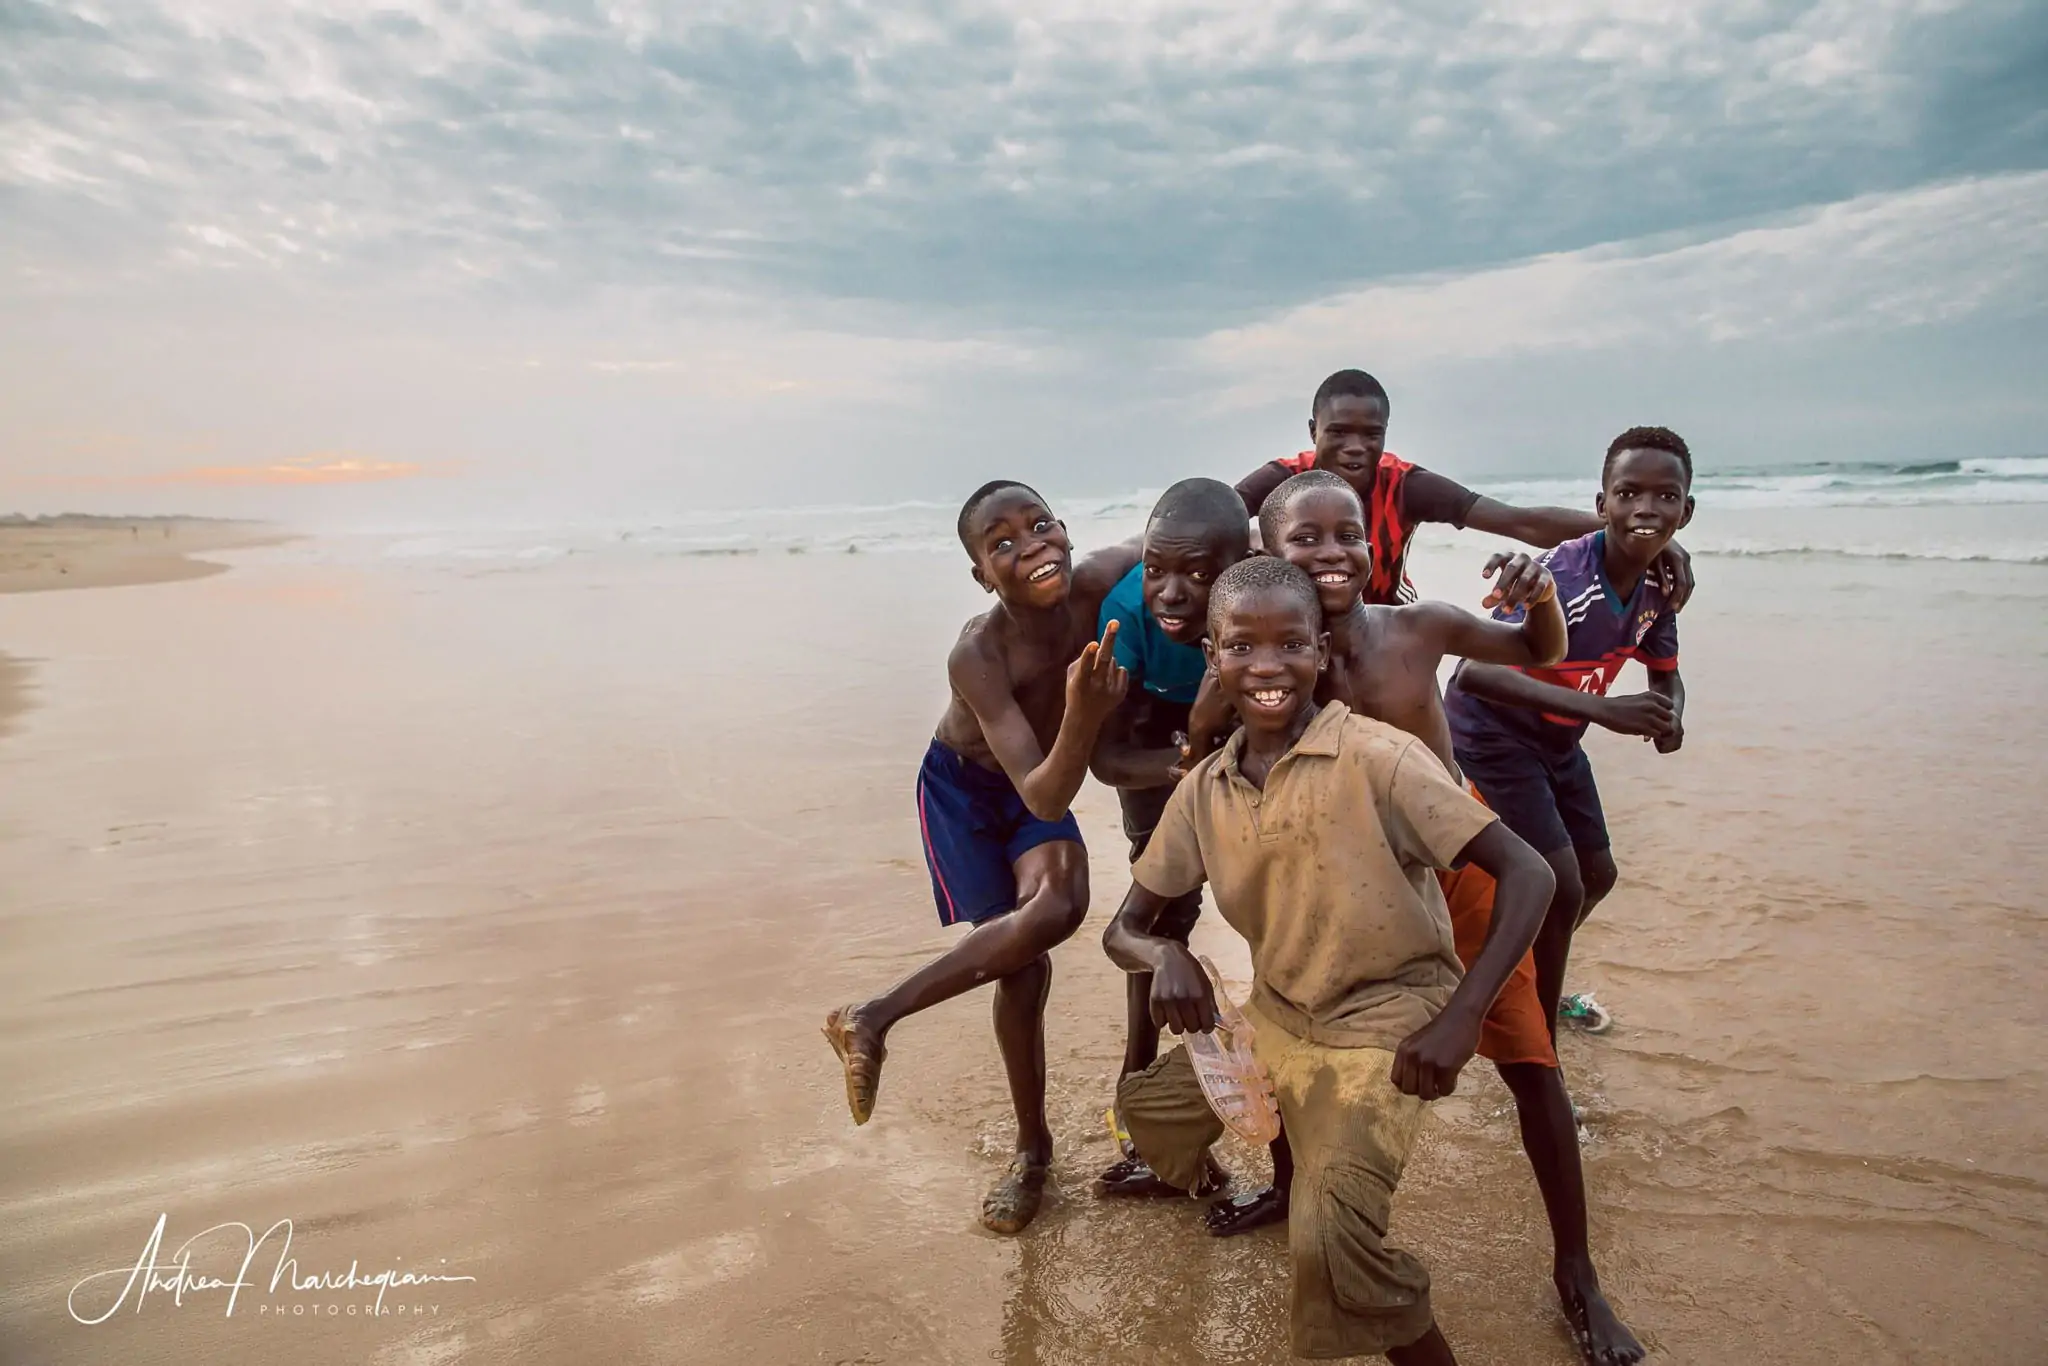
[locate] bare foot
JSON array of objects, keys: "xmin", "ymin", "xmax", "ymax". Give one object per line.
[
  {"xmin": 821, "ymin": 1005, "xmax": 886, "ymax": 1125},
  {"xmin": 1559, "ymin": 1267, "xmax": 1644, "ymax": 1365},
  {"xmin": 1203, "ymin": 1183, "xmax": 1287, "ymax": 1237},
  {"xmin": 981, "ymin": 1158, "xmax": 1050, "ymax": 1235}
]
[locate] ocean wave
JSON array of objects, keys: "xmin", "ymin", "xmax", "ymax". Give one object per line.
[
  {"xmin": 1689, "ymin": 542, "xmax": 2048, "ymax": 565},
  {"xmin": 268, "ymin": 455, "xmax": 2044, "ymax": 569},
  {"xmin": 1480, "ymin": 454, "xmax": 2048, "ymax": 510}
]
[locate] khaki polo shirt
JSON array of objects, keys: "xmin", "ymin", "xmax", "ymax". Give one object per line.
[{"xmin": 1133, "ymin": 702, "xmax": 1497, "ymax": 1050}]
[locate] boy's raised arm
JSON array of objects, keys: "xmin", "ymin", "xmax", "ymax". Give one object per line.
[
  {"xmin": 1464, "ymin": 496, "xmax": 1694, "ymax": 611},
  {"xmin": 1235, "ymin": 461, "xmax": 1292, "ymax": 518},
  {"xmin": 1462, "ymin": 495, "xmax": 1601, "ymax": 550},
  {"xmin": 949, "ymin": 623, "xmax": 1130, "ymax": 822},
  {"xmin": 1409, "ymin": 553, "xmax": 1566, "ymax": 668}
]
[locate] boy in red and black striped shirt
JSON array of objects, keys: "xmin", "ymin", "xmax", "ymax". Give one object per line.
[{"xmin": 1234, "ymin": 369, "xmax": 1694, "ymax": 608}]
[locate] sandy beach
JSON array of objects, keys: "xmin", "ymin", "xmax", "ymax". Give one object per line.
[
  {"xmin": 0, "ymin": 518, "xmax": 286, "ymax": 595},
  {"xmin": 1, "ymin": 523, "xmax": 2044, "ymax": 1365}
]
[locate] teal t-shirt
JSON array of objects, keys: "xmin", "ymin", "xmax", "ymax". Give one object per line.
[{"xmin": 1098, "ymin": 563, "xmax": 1208, "ymax": 705}]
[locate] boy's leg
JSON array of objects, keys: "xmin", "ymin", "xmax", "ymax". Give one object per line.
[
  {"xmin": 1101, "ymin": 848, "xmax": 1211, "ymax": 1193},
  {"xmin": 983, "ymin": 949, "xmax": 1054, "ymax": 1234},
  {"xmin": 1248, "ymin": 1003, "xmax": 1438, "ymax": 1362},
  {"xmin": 1572, "ymin": 846, "xmax": 1619, "ymax": 930},
  {"xmin": 1498, "ymin": 1062, "xmax": 1643, "ymax": 1365},
  {"xmin": 1537, "ymin": 747, "xmax": 1612, "ymax": 1036},
  {"xmin": 1112, "ymin": 782, "xmax": 1193, "ymax": 1078},
  {"xmin": 1453, "ymin": 741, "xmax": 1584, "ymax": 1045},
  {"xmin": 1203, "ymin": 1128, "xmax": 1291, "ymax": 1236},
  {"xmin": 827, "ymin": 840, "xmax": 1089, "ymax": 1124},
  {"xmin": 1531, "ymin": 850, "xmax": 1586, "ymax": 1046}
]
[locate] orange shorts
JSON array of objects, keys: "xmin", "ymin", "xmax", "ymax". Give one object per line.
[{"xmin": 1439, "ymin": 806, "xmax": 1557, "ymax": 1069}]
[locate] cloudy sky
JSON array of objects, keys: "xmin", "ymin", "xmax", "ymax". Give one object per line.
[{"xmin": 3, "ymin": 0, "xmax": 2044, "ymax": 523}]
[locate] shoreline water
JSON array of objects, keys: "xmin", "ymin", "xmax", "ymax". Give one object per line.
[{"xmin": 0, "ymin": 528, "xmax": 2042, "ymax": 1364}]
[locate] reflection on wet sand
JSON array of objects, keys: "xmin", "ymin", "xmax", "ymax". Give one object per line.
[{"xmin": 1, "ymin": 543, "xmax": 2043, "ymax": 1365}]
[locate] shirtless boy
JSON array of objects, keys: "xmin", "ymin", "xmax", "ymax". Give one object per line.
[{"xmin": 824, "ymin": 480, "xmax": 1137, "ymax": 1234}]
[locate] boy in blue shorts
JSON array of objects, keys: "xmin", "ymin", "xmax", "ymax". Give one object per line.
[
  {"xmin": 1447, "ymin": 427, "xmax": 1693, "ymax": 1039},
  {"xmin": 1444, "ymin": 428, "xmax": 1689, "ymax": 1365},
  {"xmin": 824, "ymin": 480, "xmax": 1137, "ymax": 1235},
  {"xmin": 1083, "ymin": 479, "xmax": 1256, "ymax": 1211}
]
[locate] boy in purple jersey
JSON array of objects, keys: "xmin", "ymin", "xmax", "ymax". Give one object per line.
[{"xmin": 1443, "ymin": 427, "xmax": 1693, "ymax": 1366}]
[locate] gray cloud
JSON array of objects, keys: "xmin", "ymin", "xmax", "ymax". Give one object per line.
[{"xmin": 5, "ymin": 0, "xmax": 2045, "ymax": 332}]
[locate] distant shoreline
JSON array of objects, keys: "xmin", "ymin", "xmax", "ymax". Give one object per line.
[{"xmin": 0, "ymin": 518, "xmax": 288, "ymax": 596}]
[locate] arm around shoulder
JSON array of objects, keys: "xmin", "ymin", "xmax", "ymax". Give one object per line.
[{"xmin": 1462, "ymin": 496, "xmax": 1601, "ymax": 550}]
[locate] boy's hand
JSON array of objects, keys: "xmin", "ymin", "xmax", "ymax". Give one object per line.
[
  {"xmin": 1654, "ymin": 717, "xmax": 1685, "ymax": 754},
  {"xmin": 1391, "ymin": 1008, "xmax": 1482, "ymax": 1102},
  {"xmin": 1596, "ymin": 692, "xmax": 1677, "ymax": 739},
  {"xmin": 1149, "ymin": 944, "xmax": 1218, "ymax": 1035},
  {"xmin": 1481, "ymin": 553, "xmax": 1556, "ymax": 612},
  {"xmin": 1654, "ymin": 542, "xmax": 1694, "ymax": 612},
  {"xmin": 1065, "ymin": 621, "xmax": 1130, "ymax": 726},
  {"xmin": 1178, "ymin": 667, "xmax": 1236, "ymax": 774}
]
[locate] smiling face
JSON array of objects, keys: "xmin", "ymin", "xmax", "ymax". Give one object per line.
[
  {"xmin": 1597, "ymin": 448, "xmax": 1695, "ymax": 570},
  {"xmin": 1309, "ymin": 393, "xmax": 1389, "ymax": 498},
  {"xmin": 1140, "ymin": 520, "xmax": 1237, "ymax": 644},
  {"xmin": 967, "ymin": 488, "xmax": 1072, "ymax": 607},
  {"xmin": 1204, "ymin": 583, "xmax": 1327, "ymax": 741},
  {"xmin": 1270, "ymin": 485, "xmax": 1371, "ymax": 617}
]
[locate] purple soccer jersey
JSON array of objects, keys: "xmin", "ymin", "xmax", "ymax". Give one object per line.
[{"xmin": 1446, "ymin": 531, "xmax": 1678, "ymax": 753}]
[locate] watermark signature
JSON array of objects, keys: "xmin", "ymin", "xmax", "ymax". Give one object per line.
[{"xmin": 69, "ymin": 1214, "xmax": 476, "ymax": 1324}]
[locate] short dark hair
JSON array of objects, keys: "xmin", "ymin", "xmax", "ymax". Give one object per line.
[
  {"xmin": 1149, "ymin": 477, "xmax": 1251, "ymax": 559},
  {"xmin": 1207, "ymin": 555, "xmax": 1322, "ymax": 640},
  {"xmin": 957, "ymin": 479, "xmax": 1043, "ymax": 554},
  {"xmin": 1603, "ymin": 427, "xmax": 1693, "ymax": 485},
  {"xmin": 1256, "ymin": 469, "xmax": 1360, "ymax": 551},
  {"xmin": 1311, "ymin": 369, "xmax": 1390, "ymax": 424}
]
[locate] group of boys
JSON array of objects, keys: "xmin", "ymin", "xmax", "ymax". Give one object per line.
[{"xmin": 823, "ymin": 369, "xmax": 1695, "ymax": 1365}]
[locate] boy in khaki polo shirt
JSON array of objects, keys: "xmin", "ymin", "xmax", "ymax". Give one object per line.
[{"xmin": 1103, "ymin": 557, "xmax": 1555, "ymax": 1365}]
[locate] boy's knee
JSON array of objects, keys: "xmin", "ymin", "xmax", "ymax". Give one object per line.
[
  {"xmin": 1017, "ymin": 877, "xmax": 1088, "ymax": 941},
  {"xmin": 1014, "ymin": 843, "xmax": 1089, "ymax": 938},
  {"xmin": 1577, "ymin": 848, "xmax": 1618, "ymax": 907},
  {"xmin": 1541, "ymin": 849, "xmax": 1585, "ymax": 925},
  {"xmin": 1117, "ymin": 1048, "xmax": 1221, "ymax": 1191}
]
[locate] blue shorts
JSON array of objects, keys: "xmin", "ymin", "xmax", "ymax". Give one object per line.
[
  {"xmin": 916, "ymin": 739, "xmax": 1084, "ymax": 927},
  {"xmin": 1453, "ymin": 734, "xmax": 1610, "ymax": 858}
]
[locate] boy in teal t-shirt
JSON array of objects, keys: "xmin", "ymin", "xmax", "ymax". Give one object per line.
[{"xmin": 1088, "ymin": 478, "xmax": 1253, "ymax": 1212}]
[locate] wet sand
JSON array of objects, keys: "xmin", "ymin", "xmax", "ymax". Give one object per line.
[
  {"xmin": 0, "ymin": 518, "xmax": 284, "ymax": 595},
  {"xmin": 0, "ymin": 540, "xmax": 2043, "ymax": 1364}
]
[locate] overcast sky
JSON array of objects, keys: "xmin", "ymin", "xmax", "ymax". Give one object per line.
[{"xmin": 3, "ymin": 0, "xmax": 2044, "ymax": 523}]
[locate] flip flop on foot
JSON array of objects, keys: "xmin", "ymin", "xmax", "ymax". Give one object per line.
[
  {"xmin": 821, "ymin": 1005, "xmax": 886, "ymax": 1125},
  {"xmin": 981, "ymin": 1158, "xmax": 1050, "ymax": 1235},
  {"xmin": 1560, "ymin": 1277, "xmax": 1645, "ymax": 1365},
  {"xmin": 1203, "ymin": 1183, "xmax": 1287, "ymax": 1237}
]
